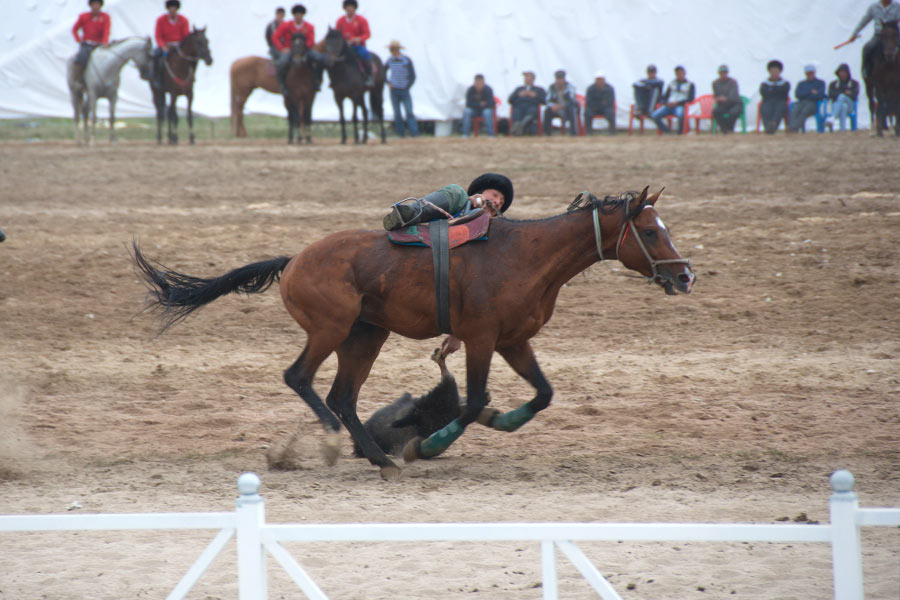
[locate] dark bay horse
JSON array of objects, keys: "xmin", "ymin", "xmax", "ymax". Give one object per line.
[
  {"xmin": 132, "ymin": 187, "xmax": 694, "ymax": 480},
  {"xmin": 321, "ymin": 28, "xmax": 386, "ymax": 144},
  {"xmin": 152, "ymin": 28, "xmax": 212, "ymax": 145},
  {"xmin": 283, "ymin": 33, "xmax": 318, "ymax": 144},
  {"xmin": 229, "ymin": 56, "xmax": 279, "ymax": 137},
  {"xmin": 870, "ymin": 20, "xmax": 900, "ymax": 136}
]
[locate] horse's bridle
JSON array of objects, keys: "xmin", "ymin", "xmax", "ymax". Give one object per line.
[{"xmin": 591, "ymin": 204, "xmax": 692, "ymax": 285}]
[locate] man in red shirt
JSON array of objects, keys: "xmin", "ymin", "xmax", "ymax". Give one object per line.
[
  {"xmin": 272, "ymin": 4, "xmax": 323, "ymax": 93},
  {"xmin": 335, "ymin": 0, "xmax": 373, "ymax": 86},
  {"xmin": 151, "ymin": 0, "xmax": 191, "ymax": 88},
  {"xmin": 71, "ymin": 0, "xmax": 111, "ymax": 85}
]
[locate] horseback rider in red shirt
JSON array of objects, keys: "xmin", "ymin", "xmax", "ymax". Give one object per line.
[
  {"xmin": 335, "ymin": 0, "xmax": 374, "ymax": 86},
  {"xmin": 71, "ymin": 0, "xmax": 111, "ymax": 86},
  {"xmin": 272, "ymin": 4, "xmax": 325, "ymax": 93},
  {"xmin": 151, "ymin": 0, "xmax": 191, "ymax": 89}
]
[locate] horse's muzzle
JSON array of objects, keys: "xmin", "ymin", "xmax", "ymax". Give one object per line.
[{"xmin": 659, "ymin": 266, "xmax": 695, "ymax": 295}]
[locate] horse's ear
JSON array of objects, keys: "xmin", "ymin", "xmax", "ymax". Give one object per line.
[
  {"xmin": 647, "ymin": 187, "xmax": 664, "ymax": 206},
  {"xmin": 627, "ymin": 186, "xmax": 650, "ymax": 217}
]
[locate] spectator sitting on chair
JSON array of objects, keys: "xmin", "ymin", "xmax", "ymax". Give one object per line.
[
  {"xmin": 827, "ymin": 63, "xmax": 860, "ymax": 132},
  {"xmin": 543, "ymin": 69, "xmax": 577, "ymax": 135},
  {"xmin": 508, "ymin": 70, "xmax": 546, "ymax": 135},
  {"xmin": 759, "ymin": 59, "xmax": 791, "ymax": 134},
  {"xmin": 712, "ymin": 64, "xmax": 741, "ymax": 134},
  {"xmin": 384, "ymin": 40, "xmax": 419, "ymax": 137},
  {"xmin": 462, "ymin": 74, "xmax": 495, "ymax": 138},
  {"xmin": 585, "ymin": 71, "xmax": 616, "ymax": 135},
  {"xmin": 651, "ymin": 65, "xmax": 695, "ymax": 134},
  {"xmin": 788, "ymin": 64, "xmax": 825, "ymax": 132},
  {"xmin": 632, "ymin": 64, "xmax": 664, "ymax": 117}
]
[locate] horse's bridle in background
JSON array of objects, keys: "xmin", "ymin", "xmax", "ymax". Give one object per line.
[{"xmin": 591, "ymin": 204, "xmax": 692, "ymax": 286}]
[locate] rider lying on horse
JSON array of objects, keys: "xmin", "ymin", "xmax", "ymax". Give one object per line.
[{"xmin": 382, "ymin": 172, "xmax": 514, "ymax": 357}]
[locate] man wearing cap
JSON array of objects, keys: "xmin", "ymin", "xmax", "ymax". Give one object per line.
[
  {"xmin": 845, "ymin": 0, "xmax": 900, "ymax": 80},
  {"xmin": 384, "ymin": 40, "xmax": 419, "ymax": 137},
  {"xmin": 651, "ymin": 65, "xmax": 695, "ymax": 134},
  {"xmin": 759, "ymin": 59, "xmax": 790, "ymax": 134},
  {"xmin": 152, "ymin": 0, "xmax": 190, "ymax": 89},
  {"xmin": 584, "ymin": 72, "xmax": 616, "ymax": 135},
  {"xmin": 71, "ymin": 0, "xmax": 111, "ymax": 86},
  {"xmin": 508, "ymin": 71, "xmax": 546, "ymax": 135},
  {"xmin": 632, "ymin": 64, "xmax": 664, "ymax": 117},
  {"xmin": 335, "ymin": 0, "xmax": 374, "ymax": 87},
  {"xmin": 543, "ymin": 70, "xmax": 577, "ymax": 135},
  {"xmin": 272, "ymin": 4, "xmax": 321, "ymax": 94},
  {"xmin": 265, "ymin": 7, "xmax": 286, "ymax": 60},
  {"xmin": 827, "ymin": 63, "xmax": 860, "ymax": 132},
  {"xmin": 712, "ymin": 64, "xmax": 741, "ymax": 134},
  {"xmin": 462, "ymin": 74, "xmax": 496, "ymax": 138},
  {"xmin": 788, "ymin": 65, "xmax": 825, "ymax": 132}
]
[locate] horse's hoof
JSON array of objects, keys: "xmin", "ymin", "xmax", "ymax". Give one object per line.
[
  {"xmin": 321, "ymin": 432, "xmax": 341, "ymax": 466},
  {"xmin": 402, "ymin": 437, "xmax": 423, "ymax": 463},
  {"xmin": 380, "ymin": 465, "xmax": 402, "ymax": 481},
  {"xmin": 476, "ymin": 407, "xmax": 500, "ymax": 427}
]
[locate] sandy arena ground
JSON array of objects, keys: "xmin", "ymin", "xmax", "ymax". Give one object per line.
[{"xmin": 0, "ymin": 132, "xmax": 898, "ymax": 599}]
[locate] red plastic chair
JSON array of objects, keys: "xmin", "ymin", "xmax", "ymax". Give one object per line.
[
  {"xmin": 682, "ymin": 94, "xmax": 715, "ymax": 134},
  {"xmin": 472, "ymin": 96, "xmax": 501, "ymax": 137},
  {"xmin": 628, "ymin": 103, "xmax": 676, "ymax": 135},
  {"xmin": 542, "ymin": 99, "xmax": 579, "ymax": 136}
]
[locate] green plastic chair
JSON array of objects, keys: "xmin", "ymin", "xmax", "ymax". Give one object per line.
[{"xmin": 711, "ymin": 95, "xmax": 751, "ymax": 134}]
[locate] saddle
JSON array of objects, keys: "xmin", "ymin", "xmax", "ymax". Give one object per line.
[{"xmin": 387, "ymin": 211, "xmax": 491, "ymax": 335}]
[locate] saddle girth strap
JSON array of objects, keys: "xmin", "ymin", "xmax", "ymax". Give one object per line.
[{"xmin": 429, "ymin": 219, "xmax": 452, "ymax": 334}]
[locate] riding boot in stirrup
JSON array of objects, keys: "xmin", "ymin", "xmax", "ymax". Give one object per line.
[{"xmin": 382, "ymin": 191, "xmax": 454, "ymax": 231}]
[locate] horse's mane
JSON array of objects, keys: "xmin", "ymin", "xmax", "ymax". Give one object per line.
[{"xmin": 501, "ymin": 191, "xmax": 636, "ymax": 224}]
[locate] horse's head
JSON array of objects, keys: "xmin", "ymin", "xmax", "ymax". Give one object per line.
[
  {"xmin": 188, "ymin": 27, "xmax": 213, "ymax": 66},
  {"xmin": 322, "ymin": 27, "xmax": 347, "ymax": 65},
  {"xmin": 611, "ymin": 187, "xmax": 695, "ymax": 295},
  {"xmin": 135, "ymin": 37, "xmax": 153, "ymax": 80},
  {"xmin": 880, "ymin": 19, "xmax": 899, "ymax": 54},
  {"xmin": 290, "ymin": 32, "xmax": 308, "ymax": 64}
]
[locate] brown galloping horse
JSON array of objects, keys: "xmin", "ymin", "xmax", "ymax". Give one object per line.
[
  {"xmin": 151, "ymin": 27, "xmax": 212, "ymax": 145},
  {"xmin": 132, "ymin": 187, "xmax": 694, "ymax": 480},
  {"xmin": 229, "ymin": 56, "xmax": 279, "ymax": 137}
]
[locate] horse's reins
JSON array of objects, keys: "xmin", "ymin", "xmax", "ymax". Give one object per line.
[{"xmin": 590, "ymin": 198, "xmax": 692, "ymax": 286}]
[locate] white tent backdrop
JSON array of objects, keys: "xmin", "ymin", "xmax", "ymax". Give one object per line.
[{"xmin": 0, "ymin": 0, "xmax": 874, "ymax": 127}]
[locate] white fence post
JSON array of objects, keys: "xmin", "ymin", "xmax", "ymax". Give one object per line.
[
  {"xmin": 235, "ymin": 472, "xmax": 267, "ymax": 600},
  {"xmin": 829, "ymin": 469, "xmax": 863, "ymax": 600}
]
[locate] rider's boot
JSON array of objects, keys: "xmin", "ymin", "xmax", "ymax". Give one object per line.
[
  {"xmin": 72, "ymin": 63, "xmax": 85, "ymax": 87},
  {"xmin": 363, "ymin": 58, "xmax": 374, "ymax": 87},
  {"xmin": 383, "ymin": 191, "xmax": 455, "ymax": 231}
]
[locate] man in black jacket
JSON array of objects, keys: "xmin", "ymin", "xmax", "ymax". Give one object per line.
[
  {"xmin": 508, "ymin": 70, "xmax": 546, "ymax": 135},
  {"xmin": 462, "ymin": 74, "xmax": 495, "ymax": 137},
  {"xmin": 584, "ymin": 71, "xmax": 616, "ymax": 135}
]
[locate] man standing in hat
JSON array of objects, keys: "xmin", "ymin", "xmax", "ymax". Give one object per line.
[
  {"xmin": 759, "ymin": 59, "xmax": 790, "ymax": 134},
  {"xmin": 272, "ymin": 4, "xmax": 321, "ymax": 94},
  {"xmin": 265, "ymin": 7, "xmax": 285, "ymax": 59},
  {"xmin": 152, "ymin": 0, "xmax": 190, "ymax": 89},
  {"xmin": 543, "ymin": 70, "xmax": 577, "ymax": 135},
  {"xmin": 788, "ymin": 65, "xmax": 825, "ymax": 132},
  {"xmin": 508, "ymin": 71, "xmax": 546, "ymax": 135},
  {"xmin": 335, "ymin": 0, "xmax": 374, "ymax": 87},
  {"xmin": 650, "ymin": 65, "xmax": 695, "ymax": 134},
  {"xmin": 711, "ymin": 64, "xmax": 741, "ymax": 134},
  {"xmin": 384, "ymin": 40, "xmax": 419, "ymax": 137},
  {"xmin": 844, "ymin": 0, "xmax": 900, "ymax": 80},
  {"xmin": 71, "ymin": 0, "xmax": 111, "ymax": 86},
  {"xmin": 584, "ymin": 71, "xmax": 616, "ymax": 135},
  {"xmin": 632, "ymin": 64, "xmax": 664, "ymax": 117}
]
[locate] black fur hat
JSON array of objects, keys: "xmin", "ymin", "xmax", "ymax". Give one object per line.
[
  {"xmin": 467, "ymin": 173, "xmax": 514, "ymax": 213},
  {"xmin": 165, "ymin": 0, "xmax": 180, "ymax": 8},
  {"xmin": 767, "ymin": 59, "xmax": 784, "ymax": 71},
  {"xmin": 89, "ymin": 0, "xmax": 104, "ymax": 6},
  {"xmin": 291, "ymin": 3, "xmax": 306, "ymax": 14}
]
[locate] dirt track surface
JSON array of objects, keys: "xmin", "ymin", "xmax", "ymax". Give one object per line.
[{"xmin": 1, "ymin": 134, "xmax": 898, "ymax": 599}]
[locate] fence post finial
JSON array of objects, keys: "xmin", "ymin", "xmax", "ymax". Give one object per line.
[
  {"xmin": 235, "ymin": 472, "xmax": 267, "ymax": 599},
  {"xmin": 829, "ymin": 469, "xmax": 854, "ymax": 493},
  {"xmin": 237, "ymin": 472, "xmax": 262, "ymax": 503}
]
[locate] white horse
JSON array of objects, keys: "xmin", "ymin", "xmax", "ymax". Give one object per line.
[{"xmin": 67, "ymin": 37, "xmax": 153, "ymax": 146}]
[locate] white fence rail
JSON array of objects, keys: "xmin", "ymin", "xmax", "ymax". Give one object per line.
[{"xmin": 1, "ymin": 469, "xmax": 898, "ymax": 600}]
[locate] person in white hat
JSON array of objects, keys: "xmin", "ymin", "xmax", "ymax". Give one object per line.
[
  {"xmin": 584, "ymin": 70, "xmax": 616, "ymax": 135},
  {"xmin": 788, "ymin": 64, "xmax": 825, "ymax": 132}
]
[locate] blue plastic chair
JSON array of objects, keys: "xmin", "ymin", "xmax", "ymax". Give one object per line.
[
  {"xmin": 823, "ymin": 98, "xmax": 858, "ymax": 131},
  {"xmin": 788, "ymin": 98, "xmax": 827, "ymax": 133}
]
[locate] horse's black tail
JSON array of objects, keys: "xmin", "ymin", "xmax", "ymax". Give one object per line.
[{"xmin": 130, "ymin": 240, "xmax": 292, "ymax": 332}]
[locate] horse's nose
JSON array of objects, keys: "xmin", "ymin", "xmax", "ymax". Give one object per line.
[{"xmin": 677, "ymin": 270, "xmax": 695, "ymax": 294}]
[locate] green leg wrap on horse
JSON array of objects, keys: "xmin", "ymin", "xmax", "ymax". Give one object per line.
[
  {"xmin": 487, "ymin": 404, "xmax": 536, "ymax": 432},
  {"xmin": 418, "ymin": 418, "xmax": 466, "ymax": 458}
]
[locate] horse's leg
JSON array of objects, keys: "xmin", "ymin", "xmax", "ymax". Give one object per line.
[
  {"xmin": 325, "ymin": 321, "xmax": 400, "ymax": 480},
  {"xmin": 86, "ymin": 94, "xmax": 96, "ymax": 147},
  {"xmin": 480, "ymin": 342, "xmax": 553, "ymax": 432},
  {"xmin": 154, "ymin": 91, "xmax": 164, "ymax": 144},
  {"xmin": 360, "ymin": 97, "xmax": 369, "ymax": 144},
  {"xmin": 336, "ymin": 94, "xmax": 347, "ymax": 144},
  {"xmin": 404, "ymin": 341, "xmax": 494, "ymax": 462},
  {"xmin": 352, "ymin": 99, "xmax": 360, "ymax": 144},
  {"xmin": 303, "ymin": 102, "xmax": 312, "ymax": 143},
  {"xmin": 168, "ymin": 94, "xmax": 178, "ymax": 145},
  {"xmin": 72, "ymin": 91, "xmax": 83, "ymax": 145},
  {"xmin": 108, "ymin": 93, "xmax": 117, "ymax": 144},
  {"xmin": 187, "ymin": 92, "xmax": 195, "ymax": 145}
]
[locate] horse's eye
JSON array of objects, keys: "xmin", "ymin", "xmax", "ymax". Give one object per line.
[{"xmin": 643, "ymin": 229, "xmax": 656, "ymax": 239}]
